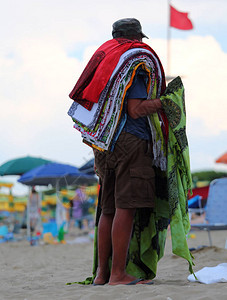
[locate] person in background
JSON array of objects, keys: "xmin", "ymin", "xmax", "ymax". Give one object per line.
[{"xmin": 29, "ymin": 186, "xmax": 40, "ymax": 242}]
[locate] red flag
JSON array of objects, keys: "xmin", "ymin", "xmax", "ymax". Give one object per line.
[{"xmin": 170, "ymin": 5, "xmax": 193, "ymax": 30}]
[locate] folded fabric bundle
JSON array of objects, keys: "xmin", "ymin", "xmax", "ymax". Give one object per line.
[
  {"xmin": 188, "ymin": 263, "xmax": 227, "ymax": 284},
  {"xmin": 68, "ymin": 47, "xmax": 163, "ymax": 152},
  {"xmin": 68, "ymin": 38, "xmax": 165, "ymax": 109},
  {"xmin": 68, "ymin": 48, "xmax": 154, "ymax": 129}
]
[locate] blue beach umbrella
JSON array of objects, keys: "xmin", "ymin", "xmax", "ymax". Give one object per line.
[
  {"xmin": 18, "ymin": 162, "xmax": 96, "ymax": 187},
  {"xmin": 79, "ymin": 158, "xmax": 95, "ymax": 175},
  {"xmin": 18, "ymin": 162, "xmax": 96, "ymax": 237}
]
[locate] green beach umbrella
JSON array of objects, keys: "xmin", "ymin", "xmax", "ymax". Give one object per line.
[{"xmin": 0, "ymin": 155, "xmax": 53, "ymax": 176}]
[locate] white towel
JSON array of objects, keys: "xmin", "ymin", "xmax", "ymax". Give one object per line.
[{"xmin": 188, "ymin": 263, "xmax": 227, "ymax": 284}]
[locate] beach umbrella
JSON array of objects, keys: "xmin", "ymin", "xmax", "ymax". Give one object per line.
[
  {"xmin": 215, "ymin": 152, "xmax": 227, "ymax": 164},
  {"xmin": 18, "ymin": 162, "xmax": 97, "ymax": 187},
  {"xmin": 0, "ymin": 155, "xmax": 53, "ymax": 176},
  {"xmin": 79, "ymin": 158, "xmax": 95, "ymax": 175},
  {"xmin": 18, "ymin": 162, "xmax": 97, "ymax": 232}
]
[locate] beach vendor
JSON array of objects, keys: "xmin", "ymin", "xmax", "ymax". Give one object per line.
[{"xmin": 67, "ymin": 18, "xmax": 194, "ymax": 286}]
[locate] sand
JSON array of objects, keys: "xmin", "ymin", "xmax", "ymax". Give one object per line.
[{"xmin": 0, "ymin": 229, "xmax": 227, "ymax": 300}]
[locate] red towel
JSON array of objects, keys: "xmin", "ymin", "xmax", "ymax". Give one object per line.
[
  {"xmin": 69, "ymin": 38, "xmax": 168, "ymax": 143},
  {"xmin": 69, "ymin": 38, "xmax": 165, "ymax": 110}
]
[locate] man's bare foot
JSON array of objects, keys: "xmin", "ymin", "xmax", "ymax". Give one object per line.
[
  {"xmin": 93, "ymin": 268, "xmax": 110, "ymax": 285},
  {"xmin": 108, "ymin": 273, "xmax": 152, "ymax": 285},
  {"xmin": 93, "ymin": 276, "xmax": 107, "ymax": 285}
]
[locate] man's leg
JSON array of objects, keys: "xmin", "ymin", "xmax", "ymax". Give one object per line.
[
  {"xmin": 109, "ymin": 208, "xmax": 137, "ymax": 285},
  {"xmin": 94, "ymin": 212, "xmax": 114, "ymax": 285}
]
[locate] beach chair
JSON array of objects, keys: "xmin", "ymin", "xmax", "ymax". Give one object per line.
[
  {"xmin": 0, "ymin": 225, "xmax": 14, "ymax": 242},
  {"xmin": 190, "ymin": 177, "xmax": 227, "ymax": 246},
  {"xmin": 188, "ymin": 195, "xmax": 204, "ymax": 221}
]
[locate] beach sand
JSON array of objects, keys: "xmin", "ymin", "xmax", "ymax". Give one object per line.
[{"xmin": 0, "ymin": 229, "xmax": 227, "ymax": 300}]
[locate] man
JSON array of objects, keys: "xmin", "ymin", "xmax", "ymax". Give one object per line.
[
  {"xmin": 68, "ymin": 18, "xmax": 193, "ymax": 286},
  {"xmin": 92, "ymin": 18, "xmax": 165, "ymax": 285}
]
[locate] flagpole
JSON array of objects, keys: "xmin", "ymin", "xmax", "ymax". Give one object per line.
[{"xmin": 167, "ymin": 0, "xmax": 171, "ymax": 76}]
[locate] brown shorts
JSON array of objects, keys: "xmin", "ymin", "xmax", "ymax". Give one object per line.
[{"xmin": 94, "ymin": 132, "xmax": 155, "ymax": 214}]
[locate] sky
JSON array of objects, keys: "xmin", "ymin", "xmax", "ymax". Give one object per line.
[{"xmin": 0, "ymin": 0, "xmax": 227, "ymax": 195}]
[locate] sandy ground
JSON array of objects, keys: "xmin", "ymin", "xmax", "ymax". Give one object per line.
[{"xmin": 0, "ymin": 228, "xmax": 227, "ymax": 300}]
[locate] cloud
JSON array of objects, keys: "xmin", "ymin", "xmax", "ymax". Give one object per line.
[
  {"xmin": 1, "ymin": 34, "xmax": 226, "ymax": 161},
  {"xmin": 147, "ymin": 35, "xmax": 227, "ymax": 136},
  {"xmin": 0, "ymin": 37, "xmax": 93, "ymax": 167},
  {"xmin": 173, "ymin": 0, "xmax": 227, "ymax": 24},
  {"xmin": 188, "ymin": 129, "xmax": 227, "ymax": 171},
  {"xmin": 147, "ymin": 35, "xmax": 227, "ymax": 171}
]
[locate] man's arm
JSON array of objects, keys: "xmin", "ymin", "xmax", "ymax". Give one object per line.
[{"xmin": 127, "ymin": 98, "xmax": 162, "ymax": 119}]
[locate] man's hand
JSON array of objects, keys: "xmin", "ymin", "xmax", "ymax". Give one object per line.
[{"xmin": 127, "ymin": 98, "xmax": 162, "ymax": 119}]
